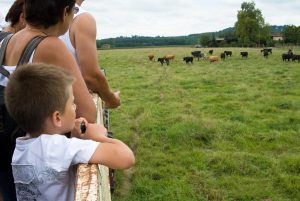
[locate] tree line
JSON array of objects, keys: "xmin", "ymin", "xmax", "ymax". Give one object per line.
[
  {"xmin": 96, "ymin": 35, "xmax": 198, "ymax": 48},
  {"xmin": 97, "ymin": 2, "xmax": 300, "ymax": 49}
]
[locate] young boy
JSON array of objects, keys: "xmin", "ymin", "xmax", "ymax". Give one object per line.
[{"xmin": 4, "ymin": 63, "xmax": 135, "ymax": 201}]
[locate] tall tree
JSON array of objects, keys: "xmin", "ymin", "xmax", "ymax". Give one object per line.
[
  {"xmin": 235, "ymin": 1, "xmax": 269, "ymax": 46},
  {"xmin": 200, "ymin": 33, "xmax": 210, "ymax": 47},
  {"xmin": 282, "ymin": 25, "xmax": 300, "ymax": 44}
]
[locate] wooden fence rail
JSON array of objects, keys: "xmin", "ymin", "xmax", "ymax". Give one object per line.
[{"xmin": 75, "ymin": 94, "xmax": 111, "ymax": 201}]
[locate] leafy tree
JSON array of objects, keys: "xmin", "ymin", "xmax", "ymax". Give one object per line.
[
  {"xmin": 220, "ymin": 31, "xmax": 238, "ymax": 44},
  {"xmin": 282, "ymin": 25, "xmax": 300, "ymax": 44},
  {"xmin": 235, "ymin": 1, "xmax": 269, "ymax": 47},
  {"xmin": 209, "ymin": 33, "xmax": 218, "ymax": 47},
  {"xmin": 199, "ymin": 33, "xmax": 218, "ymax": 47},
  {"xmin": 200, "ymin": 33, "xmax": 210, "ymax": 47},
  {"xmin": 260, "ymin": 23, "xmax": 271, "ymax": 46},
  {"xmin": 96, "ymin": 40, "xmax": 101, "ymax": 49}
]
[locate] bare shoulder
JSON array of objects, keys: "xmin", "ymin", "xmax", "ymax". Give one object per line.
[
  {"xmin": 73, "ymin": 12, "xmax": 96, "ymax": 31},
  {"xmin": 34, "ymin": 36, "xmax": 72, "ymax": 63},
  {"xmin": 75, "ymin": 12, "xmax": 96, "ymax": 23},
  {"xmin": 38, "ymin": 36, "xmax": 67, "ymax": 49}
]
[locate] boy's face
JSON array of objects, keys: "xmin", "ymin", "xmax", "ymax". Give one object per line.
[{"xmin": 60, "ymin": 85, "xmax": 76, "ymax": 132}]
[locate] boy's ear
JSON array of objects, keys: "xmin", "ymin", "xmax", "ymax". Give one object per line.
[{"xmin": 52, "ymin": 111, "xmax": 62, "ymax": 127}]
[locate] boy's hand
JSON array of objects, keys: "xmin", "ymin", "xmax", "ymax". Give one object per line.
[
  {"xmin": 72, "ymin": 117, "xmax": 108, "ymax": 141},
  {"xmin": 72, "ymin": 117, "xmax": 88, "ymax": 138},
  {"xmin": 81, "ymin": 123, "xmax": 108, "ymax": 141}
]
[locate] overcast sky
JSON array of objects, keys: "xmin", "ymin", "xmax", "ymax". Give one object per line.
[{"xmin": 1, "ymin": 0, "xmax": 300, "ymax": 39}]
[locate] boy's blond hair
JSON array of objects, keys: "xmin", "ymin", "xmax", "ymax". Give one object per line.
[{"xmin": 5, "ymin": 63, "xmax": 74, "ymax": 133}]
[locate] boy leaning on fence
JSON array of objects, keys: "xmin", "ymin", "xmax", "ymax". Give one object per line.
[{"xmin": 4, "ymin": 63, "xmax": 135, "ymax": 201}]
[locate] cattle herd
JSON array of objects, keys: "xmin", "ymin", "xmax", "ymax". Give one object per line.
[{"xmin": 147, "ymin": 48, "xmax": 300, "ymax": 66}]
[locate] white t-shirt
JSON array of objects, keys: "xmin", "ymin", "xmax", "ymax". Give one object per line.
[{"xmin": 12, "ymin": 134, "xmax": 99, "ymax": 201}]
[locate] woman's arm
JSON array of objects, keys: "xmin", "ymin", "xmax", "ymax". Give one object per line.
[{"xmin": 71, "ymin": 13, "xmax": 120, "ymax": 108}]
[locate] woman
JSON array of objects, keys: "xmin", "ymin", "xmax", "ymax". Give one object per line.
[
  {"xmin": 4, "ymin": 0, "xmax": 26, "ymax": 33},
  {"xmin": 0, "ymin": 1, "xmax": 27, "ymax": 200},
  {"xmin": 3, "ymin": 0, "xmax": 96, "ymax": 120},
  {"xmin": 0, "ymin": 0, "xmax": 25, "ymax": 41},
  {"xmin": 0, "ymin": 0, "xmax": 96, "ymax": 200}
]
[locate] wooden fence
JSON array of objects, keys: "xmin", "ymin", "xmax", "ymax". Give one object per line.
[{"xmin": 75, "ymin": 94, "xmax": 111, "ymax": 201}]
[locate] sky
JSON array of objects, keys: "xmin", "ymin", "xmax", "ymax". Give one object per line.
[{"xmin": 1, "ymin": 0, "xmax": 300, "ymax": 39}]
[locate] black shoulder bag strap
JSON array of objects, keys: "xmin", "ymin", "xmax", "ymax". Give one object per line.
[
  {"xmin": 17, "ymin": 35, "xmax": 47, "ymax": 66},
  {"xmin": 0, "ymin": 34, "xmax": 14, "ymax": 78}
]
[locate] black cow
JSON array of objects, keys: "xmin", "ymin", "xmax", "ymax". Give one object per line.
[
  {"xmin": 282, "ymin": 50, "xmax": 293, "ymax": 61},
  {"xmin": 240, "ymin": 51, "xmax": 248, "ymax": 58},
  {"xmin": 282, "ymin": 54, "xmax": 292, "ymax": 61},
  {"xmin": 263, "ymin": 50, "xmax": 269, "ymax": 58},
  {"xmin": 220, "ymin": 53, "xmax": 225, "ymax": 60},
  {"xmin": 224, "ymin": 50, "xmax": 232, "ymax": 57},
  {"xmin": 164, "ymin": 58, "xmax": 170, "ymax": 65},
  {"xmin": 191, "ymin": 51, "xmax": 201, "ymax": 60},
  {"xmin": 157, "ymin": 58, "xmax": 169, "ymax": 66},
  {"xmin": 268, "ymin": 48, "xmax": 272, "ymax": 54},
  {"xmin": 208, "ymin": 49, "xmax": 213, "ymax": 55},
  {"xmin": 183, "ymin": 56, "xmax": 193, "ymax": 64},
  {"xmin": 292, "ymin": 54, "xmax": 300, "ymax": 62},
  {"xmin": 261, "ymin": 48, "xmax": 272, "ymax": 54}
]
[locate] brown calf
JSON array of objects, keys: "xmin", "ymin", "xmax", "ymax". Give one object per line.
[
  {"xmin": 148, "ymin": 54, "xmax": 155, "ymax": 61},
  {"xmin": 164, "ymin": 55, "xmax": 175, "ymax": 60},
  {"xmin": 208, "ymin": 56, "xmax": 219, "ymax": 62}
]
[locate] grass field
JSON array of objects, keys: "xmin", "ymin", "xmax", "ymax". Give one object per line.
[{"xmin": 99, "ymin": 47, "xmax": 300, "ymax": 201}]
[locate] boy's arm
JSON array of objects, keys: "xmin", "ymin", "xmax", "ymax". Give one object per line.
[
  {"xmin": 89, "ymin": 136, "xmax": 135, "ymax": 170},
  {"xmin": 73, "ymin": 119, "xmax": 135, "ymax": 169}
]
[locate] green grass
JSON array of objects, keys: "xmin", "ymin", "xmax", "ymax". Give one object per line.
[{"xmin": 99, "ymin": 47, "xmax": 300, "ymax": 201}]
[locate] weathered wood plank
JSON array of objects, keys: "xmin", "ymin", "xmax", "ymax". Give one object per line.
[{"xmin": 75, "ymin": 94, "xmax": 111, "ymax": 201}]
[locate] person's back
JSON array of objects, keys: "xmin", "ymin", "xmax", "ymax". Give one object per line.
[{"xmin": 5, "ymin": 64, "xmax": 135, "ymax": 201}]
